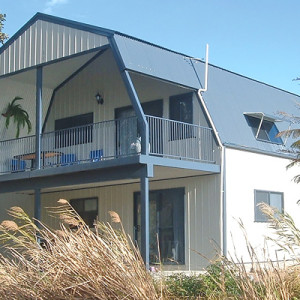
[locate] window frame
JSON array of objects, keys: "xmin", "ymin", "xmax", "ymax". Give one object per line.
[
  {"xmin": 70, "ymin": 197, "xmax": 98, "ymax": 227},
  {"xmin": 254, "ymin": 190, "xmax": 284, "ymax": 223},
  {"xmin": 55, "ymin": 113, "xmax": 94, "ymax": 148},
  {"xmin": 245, "ymin": 115, "xmax": 283, "ymax": 144}
]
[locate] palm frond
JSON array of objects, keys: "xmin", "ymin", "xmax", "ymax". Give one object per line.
[{"xmin": 1, "ymin": 97, "xmax": 31, "ymax": 138}]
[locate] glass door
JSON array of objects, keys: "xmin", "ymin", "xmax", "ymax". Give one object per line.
[{"xmin": 134, "ymin": 188, "xmax": 184, "ymax": 264}]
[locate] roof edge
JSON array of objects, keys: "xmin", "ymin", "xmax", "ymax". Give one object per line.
[
  {"xmin": 223, "ymin": 142, "xmax": 296, "ymax": 160},
  {"xmin": 1, "ymin": 13, "xmax": 299, "ymax": 98}
]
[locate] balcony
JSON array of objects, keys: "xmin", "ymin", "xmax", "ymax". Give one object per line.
[{"xmin": 0, "ymin": 116, "xmax": 216, "ymax": 174}]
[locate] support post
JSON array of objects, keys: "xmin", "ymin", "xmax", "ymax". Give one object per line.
[
  {"xmin": 109, "ymin": 36, "xmax": 149, "ymax": 155},
  {"xmin": 34, "ymin": 188, "xmax": 41, "ymax": 228},
  {"xmin": 35, "ymin": 66, "xmax": 43, "ymax": 169},
  {"xmin": 140, "ymin": 171, "xmax": 149, "ymax": 269}
]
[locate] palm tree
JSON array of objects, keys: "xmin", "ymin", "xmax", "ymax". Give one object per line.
[{"xmin": 2, "ymin": 96, "xmax": 32, "ymax": 138}]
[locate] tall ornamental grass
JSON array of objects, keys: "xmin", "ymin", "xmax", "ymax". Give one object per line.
[
  {"xmin": 1, "ymin": 199, "xmax": 300, "ymax": 299},
  {"xmin": 0, "ymin": 199, "xmax": 158, "ymax": 299}
]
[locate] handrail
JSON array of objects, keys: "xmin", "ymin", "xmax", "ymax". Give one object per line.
[{"xmin": 0, "ymin": 115, "xmax": 215, "ymax": 174}]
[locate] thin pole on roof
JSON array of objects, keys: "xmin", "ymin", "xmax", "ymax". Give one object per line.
[{"xmin": 199, "ymin": 44, "xmax": 209, "ymax": 93}]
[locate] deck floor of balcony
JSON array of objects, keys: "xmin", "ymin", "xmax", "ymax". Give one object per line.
[{"xmin": 0, "ymin": 154, "xmax": 220, "ymax": 193}]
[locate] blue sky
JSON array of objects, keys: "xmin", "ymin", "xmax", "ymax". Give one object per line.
[{"xmin": 1, "ymin": 0, "xmax": 300, "ymax": 95}]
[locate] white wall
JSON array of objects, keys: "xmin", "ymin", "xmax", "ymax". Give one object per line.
[{"xmin": 225, "ymin": 147, "xmax": 300, "ymax": 262}]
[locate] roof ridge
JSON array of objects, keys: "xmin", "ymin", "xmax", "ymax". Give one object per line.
[{"xmin": 1, "ymin": 13, "xmax": 299, "ymax": 97}]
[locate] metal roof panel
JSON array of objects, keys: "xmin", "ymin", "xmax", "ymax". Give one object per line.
[
  {"xmin": 202, "ymin": 64, "xmax": 300, "ymax": 154},
  {"xmin": 114, "ymin": 34, "xmax": 203, "ymax": 89}
]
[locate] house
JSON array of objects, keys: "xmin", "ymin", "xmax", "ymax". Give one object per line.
[{"xmin": 0, "ymin": 13, "xmax": 299, "ymax": 271}]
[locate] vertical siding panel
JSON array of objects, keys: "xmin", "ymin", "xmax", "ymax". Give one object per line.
[
  {"xmin": 11, "ymin": 40, "xmax": 16, "ymax": 72},
  {"xmin": 16, "ymin": 36, "xmax": 21, "ymax": 71},
  {"xmin": 48, "ymin": 23, "xmax": 54, "ymax": 61},
  {"xmin": 69, "ymin": 28, "xmax": 75, "ymax": 56},
  {"xmin": 33, "ymin": 23, "xmax": 38, "ymax": 66},
  {"xmin": 37, "ymin": 175, "xmax": 221, "ymax": 271},
  {"xmin": 0, "ymin": 20, "xmax": 109, "ymax": 76},
  {"xmin": 41, "ymin": 21, "xmax": 47, "ymax": 63},
  {"xmin": 20, "ymin": 33, "xmax": 25, "ymax": 70},
  {"xmin": 64, "ymin": 26, "xmax": 70, "ymax": 56},
  {"xmin": 0, "ymin": 50, "xmax": 4, "ymax": 75},
  {"xmin": 0, "ymin": 193, "xmax": 34, "ymax": 222},
  {"xmin": 4, "ymin": 49, "xmax": 9, "ymax": 74},
  {"xmin": 36, "ymin": 20, "xmax": 42, "ymax": 65},
  {"xmin": 25, "ymin": 29, "xmax": 30, "ymax": 68},
  {"xmin": 81, "ymin": 32, "xmax": 88, "ymax": 52},
  {"xmin": 58, "ymin": 26, "xmax": 64, "ymax": 59},
  {"xmin": 9, "ymin": 44, "xmax": 13, "ymax": 73},
  {"xmin": 52, "ymin": 24, "xmax": 58, "ymax": 60}
]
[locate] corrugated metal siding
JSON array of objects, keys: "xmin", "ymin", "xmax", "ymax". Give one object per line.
[
  {"xmin": 44, "ymin": 49, "xmax": 195, "ymax": 128},
  {"xmin": 44, "ymin": 50, "xmax": 129, "ymax": 129},
  {"xmin": 115, "ymin": 34, "xmax": 204, "ymax": 89},
  {"xmin": 0, "ymin": 192, "xmax": 34, "ymax": 221},
  {"xmin": 0, "ymin": 19, "xmax": 109, "ymax": 76},
  {"xmin": 0, "ymin": 74, "xmax": 53, "ymax": 140},
  {"xmin": 40, "ymin": 175, "xmax": 221, "ymax": 271}
]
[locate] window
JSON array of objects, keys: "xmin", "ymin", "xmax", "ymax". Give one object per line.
[
  {"xmin": 245, "ymin": 115, "xmax": 283, "ymax": 144},
  {"xmin": 134, "ymin": 188, "xmax": 185, "ymax": 264},
  {"xmin": 70, "ymin": 197, "xmax": 98, "ymax": 227},
  {"xmin": 169, "ymin": 93, "xmax": 193, "ymax": 140},
  {"xmin": 254, "ymin": 190, "xmax": 283, "ymax": 222},
  {"xmin": 55, "ymin": 113, "xmax": 93, "ymax": 148}
]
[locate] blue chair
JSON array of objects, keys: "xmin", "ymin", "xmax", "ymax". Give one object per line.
[
  {"xmin": 11, "ymin": 159, "xmax": 26, "ymax": 172},
  {"xmin": 60, "ymin": 154, "xmax": 78, "ymax": 166},
  {"xmin": 90, "ymin": 149, "xmax": 103, "ymax": 162}
]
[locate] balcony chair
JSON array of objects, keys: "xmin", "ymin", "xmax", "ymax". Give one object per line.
[
  {"xmin": 90, "ymin": 149, "xmax": 103, "ymax": 162},
  {"xmin": 11, "ymin": 159, "xmax": 26, "ymax": 172},
  {"xmin": 60, "ymin": 154, "xmax": 78, "ymax": 166}
]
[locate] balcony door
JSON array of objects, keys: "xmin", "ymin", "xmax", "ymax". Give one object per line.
[{"xmin": 115, "ymin": 99, "xmax": 163, "ymax": 156}]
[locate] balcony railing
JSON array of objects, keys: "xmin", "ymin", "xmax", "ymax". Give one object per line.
[
  {"xmin": 146, "ymin": 115, "xmax": 215, "ymax": 163},
  {"xmin": 0, "ymin": 116, "xmax": 215, "ymax": 174}
]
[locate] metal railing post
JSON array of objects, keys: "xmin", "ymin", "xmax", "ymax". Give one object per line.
[{"xmin": 35, "ymin": 66, "xmax": 43, "ymax": 169}]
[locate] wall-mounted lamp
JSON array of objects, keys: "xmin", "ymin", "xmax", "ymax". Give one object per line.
[{"xmin": 95, "ymin": 92, "xmax": 104, "ymax": 105}]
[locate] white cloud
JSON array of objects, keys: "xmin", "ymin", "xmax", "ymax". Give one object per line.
[{"xmin": 44, "ymin": 0, "xmax": 68, "ymax": 14}]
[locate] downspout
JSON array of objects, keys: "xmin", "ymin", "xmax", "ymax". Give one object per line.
[{"xmin": 196, "ymin": 44, "xmax": 227, "ymax": 257}]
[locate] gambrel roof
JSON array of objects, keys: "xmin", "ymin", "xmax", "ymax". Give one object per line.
[{"xmin": 1, "ymin": 13, "xmax": 299, "ymax": 156}]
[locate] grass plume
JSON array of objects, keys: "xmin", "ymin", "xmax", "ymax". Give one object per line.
[{"xmin": 0, "ymin": 200, "xmax": 158, "ymax": 299}]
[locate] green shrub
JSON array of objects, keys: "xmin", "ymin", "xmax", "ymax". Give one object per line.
[
  {"xmin": 163, "ymin": 261, "xmax": 241, "ymax": 299},
  {"xmin": 163, "ymin": 273, "xmax": 205, "ymax": 299},
  {"xmin": 203, "ymin": 260, "xmax": 241, "ymax": 298}
]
